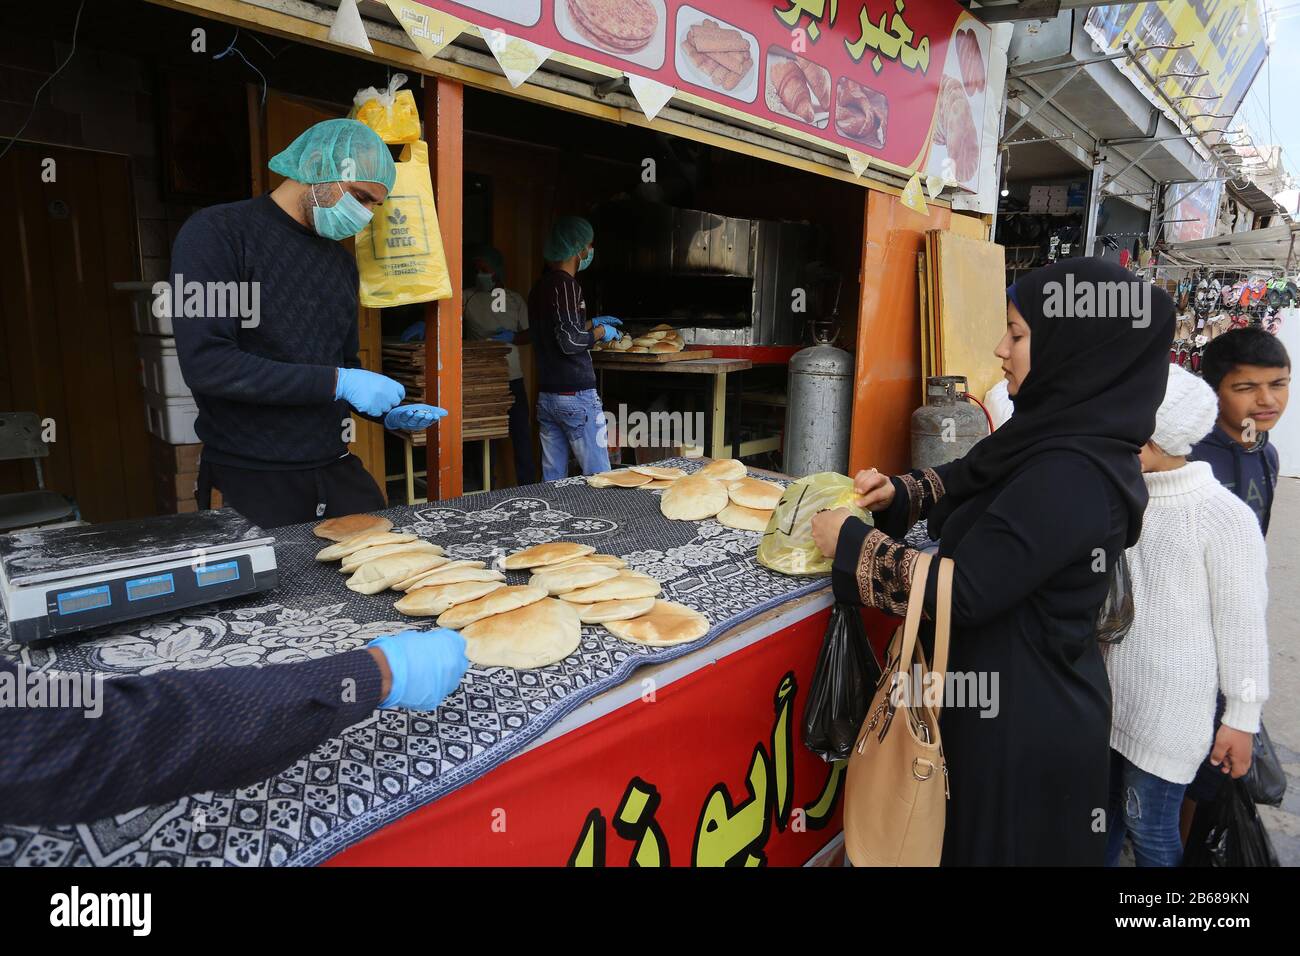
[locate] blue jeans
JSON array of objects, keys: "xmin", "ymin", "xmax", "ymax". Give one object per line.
[
  {"xmin": 1105, "ymin": 749, "xmax": 1187, "ymax": 867},
  {"xmin": 537, "ymin": 389, "xmax": 611, "ymax": 481}
]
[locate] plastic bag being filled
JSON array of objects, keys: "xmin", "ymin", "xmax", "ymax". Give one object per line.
[
  {"xmin": 757, "ymin": 472, "xmax": 871, "ymax": 576},
  {"xmin": 803, "ymin": 602, "xmax": 881, "ymax": 762}
]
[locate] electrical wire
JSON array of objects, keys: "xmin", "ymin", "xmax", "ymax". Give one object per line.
[
  {"xmin": 214, "ymin": 28, "xmax": 268, "ymax": 108},
  {"xmin": 0, "ymin": 0, "xmax": 86, "ymax": 162}
]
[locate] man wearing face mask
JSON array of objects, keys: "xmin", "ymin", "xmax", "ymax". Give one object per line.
[
  {"xmin": 528, "ymin": 216, "xmax": 621, "ymax": 479},
  {"xmin": 171, "ymin": 119, "xmax": 446, "ymax": 528}
]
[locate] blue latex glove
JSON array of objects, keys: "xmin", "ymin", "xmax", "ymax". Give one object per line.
[
  {"xmin": 490, "ymin": 327, "xmax": 515, "ymax": 344},
  {"xmin": 336, "ymin": 367, "xmax": 405, "ymax": 416},
  {"xmin": 597, "ymin": 323, "xmax": 619, "ymax": 342},
  {"xmin": 384, "ymin": 403, "xmax": 448, "ymax": 431},
  {"xmin": 399, "ymin": 320, "xmax": 425, "ymax": 342},
  {"xmin": 369, "ymin": 629, "xmax": 468, "ymax": 710},
  {"xmin": 591, "ymin": 315, "xmax": 623, "ymax": 330}
]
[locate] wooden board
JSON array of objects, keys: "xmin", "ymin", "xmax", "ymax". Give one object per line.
[
  {"xmin": 591, "ymin": 349, "xmax": 714, "ymax": 364},
  {"xmin": 932, "ymin": 231, "xmax": 1007, "ymax": 402}
]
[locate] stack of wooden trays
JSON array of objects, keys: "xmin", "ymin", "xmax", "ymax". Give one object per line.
[
  {"xmin": 381, "ymin": 339, "xmax": 427, "ymax": 403},
  {"xmin": 462, "ymin": 341, "xmax": 513, "ymax": 442}
]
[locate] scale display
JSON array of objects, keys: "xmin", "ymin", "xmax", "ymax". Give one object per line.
[{"xmin": 126, "ymin": 573, "xmax": 176, "ymax": 601}]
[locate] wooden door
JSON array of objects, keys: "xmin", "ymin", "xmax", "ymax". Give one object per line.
[
  {"xmin": 0, "ymin": 143, "xmax": 154, "ymax": 522},
  {"xmin": 249, "ymin": 88, "xmax": 388, "ymax": 500}
]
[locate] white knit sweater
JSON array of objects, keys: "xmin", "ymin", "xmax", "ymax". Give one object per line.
[{"xmin": 1105, "ymin": 461, "xmax": 1270, "ymax": 785}]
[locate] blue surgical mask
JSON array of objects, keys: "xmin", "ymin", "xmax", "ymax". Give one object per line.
[
  {"xmin": 475, "ymin": 272, "xmax": 495, "ymax": 291},
  {"xmin": 578, "ymin": 248, "xmax": 594, "ymax": 271},
  {"xmin": 311, "ymin": 185, "xmax": 373, "ymax": 240}
]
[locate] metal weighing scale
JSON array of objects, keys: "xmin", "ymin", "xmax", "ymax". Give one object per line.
[{"xmin": 0, "ymin": 511, "xmax": 278, "ymax": 644}]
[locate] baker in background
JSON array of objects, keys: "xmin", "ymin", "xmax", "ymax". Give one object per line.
[
  {"xmin": 528, "ymin": 216, "xmax": 621, "ymax": 480},
  {"xmin": 172, "ymin": 119, "xmax": 446, "ymax": 529}
]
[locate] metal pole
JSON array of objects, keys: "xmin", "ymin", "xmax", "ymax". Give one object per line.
[
  {"xmin": 1002, "ymin": 65, "xmax": 1083, "ymax": 140},
  {"xmin": 1008, "ymin": 50, "xmax": 1134, "ymax": 79},
  {"xmin": 1083, "ymin": 153, "xmax": 1106, "ymax": 257}
]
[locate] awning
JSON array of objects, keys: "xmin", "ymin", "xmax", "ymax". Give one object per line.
[{"xmin": 1158, "ymin": 223, "xmax": 1300, "ymax": 271}]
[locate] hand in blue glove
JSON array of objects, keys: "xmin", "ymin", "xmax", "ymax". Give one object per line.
[
  {"xmin": 369, "ymin": 629, "xmax": 468, "ymax": 711},
  {"xmin": 591, "ymin": 315, "xmax": 623, "ymax": 330},
  {"xmin": 384, "ymin": 403, "xmax": 448, "ymax": 431},
  {"xmin": 336, "ymin": 367, "xmax": 405, "ymax": 417},
  {"xmin": 597, "ymin": 323, "xmax": 619, "ymax": 342},
  {"xmin": 399, "ymin": 320, "xmax": 425, "ymax": 342},
  {"xmin": 490, "ymin": 327, "xmax": 515, "ymax": 344}
]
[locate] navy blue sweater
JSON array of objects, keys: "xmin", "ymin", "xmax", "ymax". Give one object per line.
[
  {"xmin": 528, "ymin": 269, "xmax": 598, "ymax": 393},
  {"xmin": 0, "ymin": 650, "xmax": 382, "ymax": 825},
  {"xmin": 1189, "ymin": 424, "xmax": 1279, "ymax": 535},
  {"xmin": 170, "ymin": 195, "xmax": 363, "ymax": 469}
]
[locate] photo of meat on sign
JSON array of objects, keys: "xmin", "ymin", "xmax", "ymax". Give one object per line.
[
  {"xmin": 558, "ymin": 0, "xmax": 666, "ymax": 69},
  {"xmin": 764, "ymin": 47, "xmax": 831, "ymax": 129},
  {"xmin": 674, "ymin": 9, "xmax": 757, "ymax": 100},
  {"xmin": 833, "ymin": 76, "xmax": 888, "ymax": 149}
]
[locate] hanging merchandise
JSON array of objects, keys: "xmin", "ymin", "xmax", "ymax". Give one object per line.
[
  {"xmin": 351, "ymin": 74, "xmax": 421, "ymax": 144},
  {"xmin": 355, "ymin": 140, "xmax": 452, "ymax": 308}
]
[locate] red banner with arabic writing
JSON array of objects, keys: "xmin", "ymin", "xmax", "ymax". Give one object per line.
[
  {"xmin": 418, "ymin": 0, "xmax": 991, "ymax": 187},
  {"xmin": 326, "ymin": 605, "xmax": 895, "ymax": 866}
]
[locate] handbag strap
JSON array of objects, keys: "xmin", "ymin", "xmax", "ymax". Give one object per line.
[
  {"xmin": 894, "ymin": 551, "xmax": 933, "ymax": 679},
  {"xmin": 929, "ymin": 557, "xmax": 955, "ymax": 718}
]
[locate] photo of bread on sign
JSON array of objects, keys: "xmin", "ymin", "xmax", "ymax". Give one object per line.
[
  {"xmin": 764, "ymin": 46, "xmax": 831, "ymax": 129},
  {"xmin": 673, "ymin": 6, "xmax": 758, "ymax": 103},
  {"xmin": 925, "ymin": 22, "xmax": 989, "ymax": 191},
  {"xmin": 555, "ymin": 0, "xmax": 667, "ymax": 70},
  {"xmin": 834, "ymin": 76, "xmax": 888, "ymax": 149}
]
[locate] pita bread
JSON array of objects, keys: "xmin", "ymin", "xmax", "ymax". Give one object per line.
[
  {"xmin": 627, "ymin": 347, "xmax": 650, "ymax": 353},
  {"xmin": 660, "ymin": 475, "xmax": 728, "ymax": 521},
  {"xmin": 502, "ymin": 541, "xmax": 597, "ymax": 569},
  {"xmin": 716, "ymin": 502, "xmax": 773, "ymax": 532},
  {"xmin": 313, "ymin": 514, "xmax": 392, "ymax": 542},
  {"xmin": 546, "ymin": 554, "xmax": 627, "ymax": 571},
  {"xmin": 462, "ymin": 598, "xmax": 581, "ymax": 669},
  {"xmin": 394, "ymin": 559, "xmax": 486, "ymax": 591},
  {"xmin": 395, "ymin": 580, "xmax": 505, "ymax": 617},
  {"xmin": 529, "ymin": 564, "xmax": 620, "ymax": 595},
  {"xmin": 339, "ymin": 541, "xmax": 443, "ymax": 573},
  {"xmin": 727, "ymin": 477, "xmax": 784, "ymax": 511},
  {"xmin": 345, "ymin": 552, "xmax": 447, "ymax": 595},
  {"xmin": 437, "ymin": 584, "xmax": 547, "ymax": 629},
  {"xmin": 649, "ymin": 340, "xmax": 681, "ymax": 354},
  {"xmin": 589, "ymin": 469, "xmax": 652, "ymax": 488},
  {"xmin": 696, "ymin": 458, "xmax": 747, "ymax": 482},
  {"xmin": 315, "ymin": 531, "xmax": 416, "ymax": 562},
  {"xmin": 649, "ymin": 323, "xmax": 674, "ymax": 333},
  {"xmin": 632, "ymin": 335, "xmax": 660, "ymax": 347},
  {"xmin": 559, "ymin": 572, "xmax": 661, "ymax": 604},
  {"xmin": 577, "ymin": 596, "xmax": 657, "ymax": 623},
  {"xmin": 641, "ymin": 479, "xmax": 675, "ymax": 489},
  {"xmin": 630, "ymin": 465, "xmax": 687, "ymax": 480},
  {"xmin": 604, "ymin": 600, "xmax": 710, "ymax": 646},
  {"xmin": 405, "ymin": 565, "xmax": 504, "ymax": 590}
]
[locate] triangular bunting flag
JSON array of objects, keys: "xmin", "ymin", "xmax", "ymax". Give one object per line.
[
  {"xmin": 846, "ymin": 150, "xmax": 871, "ymax": 178},
  {"xmin": 384, "ymin": 0, "xmax": 465, "ymax": 59},
  {"xmin": 626, "ymin": 73, "xmax": 675, "ymax": 121},
  {"xmin": 479, "ymin": 27, "xmax": 551, "ymax": 88},
  {"xmin": 900, "ymin": 172, "xmax": 928, "ymax": 214},
  {"xmin": 328, "ymin": 0, "xmax": 373, "ymax": 54},
  {"xmin": 925, "ymin": 173, "xmax": 946, "ymax": 201}
]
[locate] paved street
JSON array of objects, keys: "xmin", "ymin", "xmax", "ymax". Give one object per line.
[{"xmin": 1261, "ymin": 476, "xmax": 1299, "ymax": 866}]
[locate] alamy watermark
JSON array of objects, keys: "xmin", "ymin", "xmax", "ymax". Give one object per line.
[
  {"xmin": 1042, "ymin": 274, "xmax": 1151, "ymax": 328},
  {"xmin": 888, "ymin": 664, "xmax": 1000, "ymax": 718},
  {"xmin": 0, "ymin": 663, "xmax": 103, "ymax": 718},
  {"xmin": 152, "ymin": 274, "xmax": 261, "ymax": 328},
  {"xmin": 597, "ymin": 403, "xmax": 705, "ymax": 452}
]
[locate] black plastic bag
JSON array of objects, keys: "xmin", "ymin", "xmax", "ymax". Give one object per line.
[
  {"xmin": 1184, "ymin": 778, "xmax": 1280, "ymax": 867},
  {"xmin": 1243, "ymin": 722, "xmax": 1287, "ymax": 808},
  {"xmin": 802, "ymin": 602, "xmax": 881, "ymax": 762}
]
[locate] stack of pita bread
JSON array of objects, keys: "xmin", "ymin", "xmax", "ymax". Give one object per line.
[
  {"xmin": 585, "ymin": 463, "xmax": 688, "ymax": 491},
  {"xmin": 313, "ymin": 515, "xmax": 452, "ymax": 596},
  {"xmin": 592, "ymin": 324, "xmax": 685, "ymax": 355}
]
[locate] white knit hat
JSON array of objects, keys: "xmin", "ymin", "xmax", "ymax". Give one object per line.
[{"xmin": 1151, "ymin": 364, "xmax": 1219, "ymax": 456}]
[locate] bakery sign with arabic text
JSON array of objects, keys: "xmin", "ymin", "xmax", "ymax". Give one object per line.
[{"xmin": 412, "ymin": 0, "xmax": 993, "ymax": 188}]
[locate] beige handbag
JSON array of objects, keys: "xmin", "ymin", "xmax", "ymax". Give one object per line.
[{"xmin": 844, "ymin": 551, "xmax": 955, "ymax": 867}]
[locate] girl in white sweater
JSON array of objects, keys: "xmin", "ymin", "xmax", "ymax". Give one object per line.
[{"xmin": 1104, "ymin": 363, "xmax": 1270, "ymax": 867}]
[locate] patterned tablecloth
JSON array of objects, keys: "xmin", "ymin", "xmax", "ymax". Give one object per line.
[{"xmin": 0, "ymin": 459, "xmax": 838, "ymax": 867}]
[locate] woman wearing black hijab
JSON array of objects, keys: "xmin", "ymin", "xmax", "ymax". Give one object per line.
[{"xmin": 813, "ymin": 258, "xmax": 1175, "ymax": 865}]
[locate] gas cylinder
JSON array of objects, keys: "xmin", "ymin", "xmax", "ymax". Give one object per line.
[
  {"xmin": 783, "ymin": 337, "xmax": 853, "ymax": 477},
  {"xmin": 910, "ymin": 375, "xmax": 988, "ymax": 470}
]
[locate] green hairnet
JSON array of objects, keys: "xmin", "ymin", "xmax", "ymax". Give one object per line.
[
  {"xmin": 268, "ymin": 118, "xmax": 396, "ymax": 191},
  {"xmin": 543, "ymin": 216, "xmax": 594, "ymax": 262},
  {"xmin": 468, "ymin": 244, "xmax": 505, "ymax": 275}
]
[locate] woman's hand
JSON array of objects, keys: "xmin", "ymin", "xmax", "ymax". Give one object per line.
[
  {"xmin": 812, "ymin": 507, "xmax": 854, "ymax": 558},
  {"xmin": 853, "ymin": 468, "xmax": 895, "ymax": 511},
  {"xmin": 1210, "ymin": 725, "xmax": 1254, "ymax": 779}
]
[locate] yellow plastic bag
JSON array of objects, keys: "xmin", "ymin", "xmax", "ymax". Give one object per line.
[
  {"xmin": 757, "ymin": 473, "xmax": 872, "ymax": 577},
  {"xmin": 355, "ymin": 141, "xmax": 452, "ymax": 308},
  {"xmin": 350, "ymin": 74, "xmax": 420, "ymax": 144}
]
